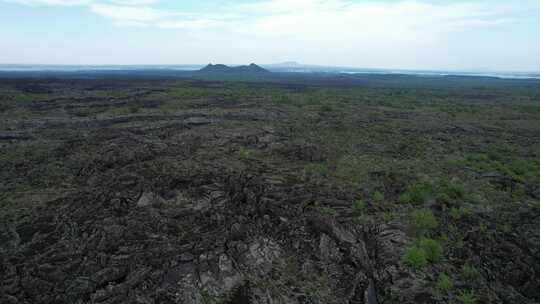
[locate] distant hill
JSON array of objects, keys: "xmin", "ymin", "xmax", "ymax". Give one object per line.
[{"xmin": 199, "ymin": 63, "xmax": 269, "ymax": 74}]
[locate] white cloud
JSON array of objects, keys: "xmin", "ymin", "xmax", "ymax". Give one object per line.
[
  {"xmin": 2, "ymin": 0, "xmax": 539, "ymax": 69},
  {"xmin": 113, "ymin": 20, "xmax": 149, "ymax": 27},
  {"xmin": 157, "ymin": 19, "xmax": 222, "ymax": 30},
  {"xmin": 3, "ymin": 0, "xmax": 530, "ymax": 34},
  {"xmin": 235, "ymin": 1, "xmax": 517, "ymax": 38},
  {"xmin": 89, "ymin": 3, "xmax": 179, "ymax": 22},
  {"xmin": 108, "ymin": 0, "xmax": 158, "ymax": 5},
  {"xmin": 3, "ymin": 0, "xmax": 91, "ymax": 5},
  {"xmin": 2, "ymin": 0, "xmax": 158, "ymax": 5}
]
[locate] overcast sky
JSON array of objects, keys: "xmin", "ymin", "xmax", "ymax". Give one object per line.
[{"xmin": 1, "ymin": 0, "xmax": 539, "ymax": 71}]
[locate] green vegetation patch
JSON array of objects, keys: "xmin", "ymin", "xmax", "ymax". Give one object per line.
[
  {"xmin": 403, "ymin": 245, "xmax": 428, "ymax": 269},
  {"xmin": 456, "ymin": 153, "xmax": 540, "ymax": 185},
  {"xmin": 399, "ymin": 182, "xmax": 434, "ymax": 205},
  {"xmin": 436, "ymin": 273, "xmax": 453, "ymax": 293},
  {"xmin": 403, "ymin": 238, "xmax": 443, "ymax": 269},
  {"xmin": 457, "ymin": 290, "xmax": 478, "ymax": 304},
  {"xmin": 353, "ymin": 199, "xmax": 366, "ymax": 215},
  {"xmin": 409, "ymin": 209, "xmax": 438, "ymax": 236}
]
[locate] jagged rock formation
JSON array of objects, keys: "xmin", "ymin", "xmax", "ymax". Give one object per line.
[
  {"xmin": 1, "ymin": 77, "xmax": 539, "ymax": 304},
  {"xmin": 0, "ymin": 131, "xmax": 407, "ymax": 304}
]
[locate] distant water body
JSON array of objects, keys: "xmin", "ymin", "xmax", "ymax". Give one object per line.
[
  {"xmin": 338, "ymin": 70, "xmax": 540, "ymax": 79},
  {"xmin": 0, "ymin": 64, "xmax": 539, "ymax": 79}
]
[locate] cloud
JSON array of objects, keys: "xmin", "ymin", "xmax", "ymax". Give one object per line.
[
  {"xmin": 236, "ymin": 1, "xmax": 518, "ymax": 38},
  {"xmin": 89, "ymin": 3, "xmax": 174, "ymax": 22},
  {"xmin": 157, "ymin": 19, "xmax": 222, "ymax": 30},
  {"xmin": 86, "ymin": 0, "xmax": 529, "ymax": 41},
  {"xmin": 2, "ymin": 0, "xmax": 537, "ymax": 55},
  {"xmin": 3, "ymin": 0, "xmax": 531, "ymax": 34},
  {"xmin": 108, "ymin": 0, "xmax": 158, "ymax": 5},
  {"xmin": 2, "ymin": 0, "xmax": 160, "ymax": 7},
  {"xmin": 112, "ymin": 20, "xmax": 150, "ymax": 27},
  {"xmin": 3, "ymin": 0, "xmax": 91, "ymax": 5},
  {"xmin": 3, "ymin": 0, "xmax": 539, "ymax": 69},
  {"xmin": 2, "ymin": 0, "xmax": 158, "ymax": 5}
]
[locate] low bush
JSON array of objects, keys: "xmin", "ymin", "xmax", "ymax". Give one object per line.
[
  {"xmin": 410, "ymin": 209, "xmax": 439, "ymax": 236},
  {"xmin": 416, "ymin": 238, "xmax": 443, "ymax": 263},
  {"xmin": 320, "ymin": 206, "xmax": 337, "ymax": 216},
  {"xmin": 439, "ymin": 178, "xmax": 465, "ymax": 200},
  {"xmin": 403, "ymin": 237, "xmax": 443, "ymax": 269},
  {"xmin": 461, "ymin": 264, "xmax": 480, "ymax": 282},
  {"xmin": 450, "ymin": 207, "xmax": 472, "ymax": 221},
  {"xmin": 373, "ymin": 191, "xmax": 384, "ymax": 202},
  {"xmin": 353, "ymin": 199, "xmax": 366, "ymax": 215},
  {"xmin": 457, "ymin": 290, "xmax": 477, "ymax": 304},
  {"xmin": 399, "ymin": 182, "xmax": 433, "ymax": 205},
  {"xmin": 403, "ymin": 246, "xmax": 428, "ymax": 269},
  {"xmin": 436, "ymin": 273, "xmax": 453, "ymax": 293},
  {"xmin": 237, "ymin": 147, "xmax": 254, "ymax": 159}
]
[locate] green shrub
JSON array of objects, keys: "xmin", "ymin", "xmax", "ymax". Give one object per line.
[
  {"xmin": 436, "ymin": 273, "xmax": 453, "ymax": 293},
  {"xmin": 403, "ymin": 246, "xmax": 427, "ymax": 269},
  {"xmin": 509, "ymin": 159, "xmax": 527, "ymax": 176},
  {"xmin": 450, "ymin": 207, "xmax": 471, "ymax": 221},
  {"xmin": 353, "ymin": 199, "xmax": 366, "ymax": 215},
  {"xmin": 410, "ymin": 209, "xmax": 438, "ymax": 236},
  {"xmin": 439, "ymin": 178, "xmax": 465, "ymax": 200},
  {"xmin": 382, "ymin": 211, "xmax": 396, "ymax": 222},
  {"xmin": 416, "ymin": 238, "xmax": 443, "ymax": 262},
  {"xmin": 457, "ymin": 290, "xmax": 477, "ymax": 304},
  {"xmin": 403, "ymin": 237, "xmax": 443, "ymax": 269},
  {"xmin": 399, "ymin": 192, "xmax": 412, "ymax": 204},
  {"xmin": 334, "ymin": 156, "xmax": 373, "ymax": 184},
  {"xmin": 237, "ymin": 147, "xmax": 253, "ymax": 159},
  {"xmin": 436, "ymin": 192, "xmax": 452, "ymax": 205},
  {"xmin": 373, "ymin": 191, "xmax": 384, "ymax": 202},
  {"xmin": 449, "ymin": 207, "xmax": 461, "ymax": 220},
  {"xmin": 304, "ymin": 163, "xmax": 330, "ymax": 178},
  {"xmin": 399, "ymin": 182, "xmax": 433, "ymax": 205},
  {"xmin": 461, "ymin": 264, "xmax": 480, "ymax": 282},
  {"xmin": 320, "ymin": 206, "xmax": 337, "ymax": 216},
  {"xmin": 460, "ymin": 153, "xmax": 540, "ymax": 185}
]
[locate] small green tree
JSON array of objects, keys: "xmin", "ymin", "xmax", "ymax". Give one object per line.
[
  {"xmin": 457, "ymin": 290, "xmax": 477, "ymax": 304},
  {"xmin": 416, "ymin": 238, "xmax": 443, "ymax": 263},
  {"xmin": 403, "ymin": 246, "xmax": 427, "ymax": 269},
  {"xmin": 373, "ymin": 191, "xmax": 384, "ymax": 202},
  {"xmin": 461, "ymin": 264, "xmax": 480, "ymax": 282},
  {"xmin": 353, "ymin": 199, "xmax": 366, "ymax": 215},
  {"xmin": 410, "ymin": 209, "xmax": 438, "ymax": 236},
  {"xmin": 436, "ymin": 273, "xmax": 453, "ymax": 293},
  {"xmin": 399, "ymin": 182, "xmax": 433, "ymax": 205}
]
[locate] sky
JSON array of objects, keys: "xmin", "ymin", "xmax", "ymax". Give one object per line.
[{"xmin": 1, "ymin": 0, "xmax": 539, "ymax": 71}]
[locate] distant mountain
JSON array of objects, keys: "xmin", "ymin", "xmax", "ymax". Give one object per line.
[{"xmin": 199, "ymin": 63, "xmax": 269, "ymax": 74}]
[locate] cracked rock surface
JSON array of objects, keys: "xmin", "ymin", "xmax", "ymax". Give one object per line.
[{"xmin": 1, "ymin": 77, "xmax": 539, "ymax": 303}]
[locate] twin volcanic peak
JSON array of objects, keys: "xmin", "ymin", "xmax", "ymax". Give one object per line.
[{"xmin": 199, "ymin": 63, "xmax": 270, "ymax": 74}]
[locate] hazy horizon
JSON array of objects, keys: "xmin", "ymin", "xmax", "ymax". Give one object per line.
[
  {"xmin": 2, "ymin": 0, "xmax": 540, "ymax": 71},
  {"xmin": 1, "ymin": 62, "xmax": 540, "ymax": 74}
]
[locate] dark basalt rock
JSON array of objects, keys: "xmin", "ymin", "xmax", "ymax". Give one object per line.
[{"xmin": 2, "ymin": 77, "xmax": 539, "ymax": 304}]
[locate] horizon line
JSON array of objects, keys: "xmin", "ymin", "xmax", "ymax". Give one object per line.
[{"xmin": 0, "ymin": 63, "xmax": 539, "ymax": 74}]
